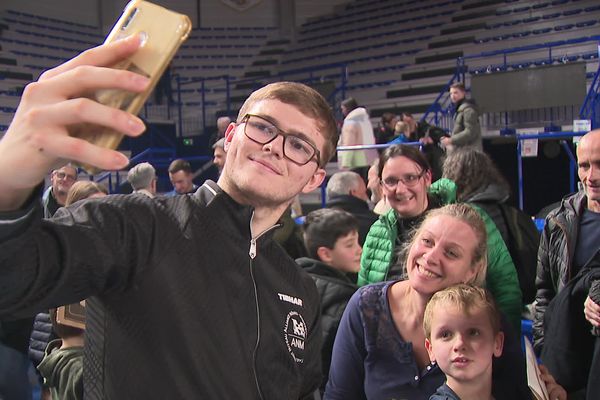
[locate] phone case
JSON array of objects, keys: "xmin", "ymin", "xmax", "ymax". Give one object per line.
[{"xmin": 74, "ymin": 0, "xmax": 191, "ymax": 173}]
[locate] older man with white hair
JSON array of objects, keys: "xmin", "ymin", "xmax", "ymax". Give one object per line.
[
  {"xmin": 127, "ymin": 162, "xmax": 157, "ymax": 198},
  {"xmin": 326, "ymin": 171, "xmax": 377, "ymax": 245}
]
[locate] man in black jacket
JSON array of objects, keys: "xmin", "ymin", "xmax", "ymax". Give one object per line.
[
  {"xmin": 0, "ymin": 35, "xmax": 339, "ymax": 399},
  {"xmin": 535, "ymin": 129, "xmax": 600, "ymax": 398}
]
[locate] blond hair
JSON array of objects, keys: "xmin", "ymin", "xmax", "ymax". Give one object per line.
[
  {"xmin": 423, "ymin": 284, "xmax": 501, "ymax": 339},
  {"xmin": 402, "ymin": 203, "xmax": 488, "ymax": 286}
]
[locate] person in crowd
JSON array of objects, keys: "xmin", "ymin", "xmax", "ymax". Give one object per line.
[
  {"xmin": 535, "ymin": 129, "xmax": 600, "ymax": 398},
  {"xmin": 127, "ymin": 162, "xmax": 157, "ymax": 198},
  {"xmin": 37, "ymin": 180, "xmax": 108, "ymax": 400},
  {"xmin": 326, "ymin": 171, "xmax": 377, "ymax": 245},
  {"xmin": 358, "ymin": 145, "xmax": 522, "ymax": 332},
  {"xmin": 441, "ymin": 82, "xmax": 482, "ymax": 152},
  {"xmin": 42, "ymin": 164, "xmax": 78, "ymax": 218},
  {"xmin": 366, "ymin": 159, "xmax": 390, "ymax": 215},
  {"xmin": 374, "ymin": 112, "xmax": 398, "ymax": 145},
  {"xmin": 167, "ymin": 158, "xmax": 197, "ymax": 195},
  {"xmin": 393, "ymin": 120, "xmax": 411, "ymax": 143},
  {"xmin": 30, "ymin": 163, "xmax": 80, "ymax": 393},
  {"xmin": 296, "ymin": 208, "xmax": 360, "ymax": 393},
  {"xmin": 400, "ymin": 111, "xmax": 447, "ymax": 181},
  {"xmin": 338, "ymin": 97, "xmax": 378, "ymax": 181},
  {"xmin": 325, "ymin": 204, "xmax": 530, "ymax": 400},
  {"xmin": 209, "ymin": 115, "xmax": 232, "ymax": 147},
  {"xmin": 0, "ymin": 35, "xmax": 338, "ymax": 398},
  {"xmin": 212, "ymin": 137, "xmax": 227, "ymax": 174},
  {"xmin": 424, "ymin": 284, "xmax": 505, "ymax": 400},
  {"xmin": 424, "ymin": 284, "xmax": 566, "ymax": 400},
  {"xmin": 443, "ymin": 149, "xmax": 540, "ymax": 306}
]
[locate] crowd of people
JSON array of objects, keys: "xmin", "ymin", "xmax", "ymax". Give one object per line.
[{"xmin": 0, "ymin": 34, "xmax": 598, "ymax": 400}]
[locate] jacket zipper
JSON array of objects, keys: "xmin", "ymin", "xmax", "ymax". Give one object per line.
[{"xmin": 248, "ymin": 216, "xmax": 280, "ymax": 400}]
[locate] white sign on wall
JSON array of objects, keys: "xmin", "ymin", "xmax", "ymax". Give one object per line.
[
  {"xmin": 573, "ymin": 119, "xmax": 591, "ymax": 145},
  {"xmin": 517, "ymin": 128, "xmax": 540, "ymax": 158}
]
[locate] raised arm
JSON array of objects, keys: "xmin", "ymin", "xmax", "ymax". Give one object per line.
[{"xmin": 0, "ymin": 35, "xmax": 149, "ymax": 211}]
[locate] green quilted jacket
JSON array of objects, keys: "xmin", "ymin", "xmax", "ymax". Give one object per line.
[{"xmin": 358, "ymin": 179, "xmax": 523, "ymax": 332}]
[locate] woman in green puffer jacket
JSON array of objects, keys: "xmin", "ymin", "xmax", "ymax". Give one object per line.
[{"xmin": 358, "ymin": 145, "xmax": 522, "ymax": 332}]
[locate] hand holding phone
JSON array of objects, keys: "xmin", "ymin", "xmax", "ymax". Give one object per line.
[{"xmin": 73, "ymin": 0, "xmax": 192, "ymax": 173}]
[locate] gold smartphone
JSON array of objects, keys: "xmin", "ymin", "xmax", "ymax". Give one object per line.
[{"xmin": 74, "ymin": 0, "xmax": 192, "ymax": 173}]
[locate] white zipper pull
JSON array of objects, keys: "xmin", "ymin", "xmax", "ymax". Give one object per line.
[{"xmin": 249, "ymin": 238, "xmax": 257, "ymax": 259}]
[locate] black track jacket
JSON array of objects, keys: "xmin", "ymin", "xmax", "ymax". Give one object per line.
[{"xmin": 0, "ymin": 181, "xmax": 322, "ymax": 399}]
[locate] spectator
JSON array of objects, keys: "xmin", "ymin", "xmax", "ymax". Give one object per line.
[
  {"xmin": 326, "ymin": 171, "xmax": 377, "ymax": 245},
  {"xmin": 441, "ymin": 82, "xmax": 482, "ymax": 152},
  {"xmin": 325, "ymin": 204, "xmax": 530, "ymax": 400},
  {"xmin": 400, "ymin": 112, "xmax": 448, "ymax": 181},
  {"xmin": 212, "ymin": 138, "xmax": 227, "ymax": 174},
  {"xmin": 0, "ymin": 35, "xmax": 338, "ymax": 398},
  {"xmin": 296, "ymin": 208, "xmax": 359, "ymax": 393},
  {"xmin": 535, "ymin": 129, "xmax": 600, "ymax": 398},
  {"xmin": 424, "ymin": 285, "xmax": 504, "ymax": 400},
  {"xmin": 443, "ymin": 149, "xmax": 540, "ymax": 305},
  {"xmin": 375, "ymin": 112, "xmax": 398, "ymax": 145},
  {"xmin": 366, "ymin": 159, "xmax": 390, "ymax": 215},
  {"xmin": 42, "ymin": 164, "xmax": 78, "ymax": 218},
  {"xmin": 30, "ymin": 163, "xmax": 79, "ymax": 393},
  {"xmin": 127, "ymin": 162, "xmax": 157, "ymax": 198},
  {"xmin": 338, "ymin": 97, "xmax": 378, "ymax": 181},
  {"xmin": 167, "ymin": 158, "xmax": 197, "ymax": 195},
  {"xmin": 209, "ymin": 116, "xmax": 232, "ymax": 147},
  {"xmin": 37, "ymin": 181, "xmax": 108, "ymax": 400},
  {"xmin": 358, "ymin": 145, "xmax": 522, "ymax": 332}
]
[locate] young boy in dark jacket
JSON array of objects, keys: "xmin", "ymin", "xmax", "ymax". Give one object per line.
[{"xmin": 296, "ymin": 209, "xmax": 360, "ymax": 392}]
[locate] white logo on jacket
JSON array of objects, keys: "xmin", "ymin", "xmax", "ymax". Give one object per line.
[{"xmin": 284, "ymin": 311, "xmax": 307, "ymax": 363}]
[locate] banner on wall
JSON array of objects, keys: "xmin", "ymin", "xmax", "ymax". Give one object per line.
[{"xmin": 220, "ymin": 0, "xmax": 263, "ymax": 11}]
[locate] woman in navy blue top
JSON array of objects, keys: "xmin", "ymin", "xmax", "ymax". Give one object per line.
[{"xmin": 324, "ymin": 204, "xmax": 531, "ymax": 400}]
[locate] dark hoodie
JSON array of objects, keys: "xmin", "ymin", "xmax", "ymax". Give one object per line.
[{"xmin": 296, "ymin": 257, "xmax": 357, "ymax": 392}]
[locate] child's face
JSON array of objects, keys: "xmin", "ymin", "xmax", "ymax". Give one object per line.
[
  {"xmin": 324, "ymin": 230, "xmax": 362, "ymax": 273},
  {"xmin": 425, "ymin": 304, "xmax": 503, "ymax": 384}
]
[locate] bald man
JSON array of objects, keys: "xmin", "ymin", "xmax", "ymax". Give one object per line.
[{"xmin": 534, "ymin": 129, "xmax": 600, "ymax": 397}]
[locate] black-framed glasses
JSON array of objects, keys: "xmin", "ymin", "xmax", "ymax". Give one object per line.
[
  {"xmin": 241, "ymin": 114, "xmax": 321, "ymax": 166},
  {"xmin": 381, "ymin": 171, "xmax": 425, "ymax": 190}
]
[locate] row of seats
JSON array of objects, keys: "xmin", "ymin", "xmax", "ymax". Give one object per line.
[
  {"xmin": 300, "ymin": 0, "xmax": 461, "ymax": 33},
  {"xmin": 470, "ymin": 51, "xmax": 599, "ymax": 74},
  {"xmin": 0, "ymin": 37, "xmax": 81, "ymax": 56},
  {"xmin": 487, "ymin": 5, "xmax": 600, "ymax": 29},
  {"xmin": 2, "ymin": 18, "xmax": 101, "ymax": 41},
  {"xmin": 300, "ymin": 0, "xmax": 458, "ymax": 37},
  {"xmin": 295, "ymin": 20, "xmax": 445, "ymax": 51},
  {"xmin": 283, "ymin": 36, "xmax": 429, "ymax": 66},
  {"xmin": 192, "ymin": 26, "xmax": 276, "ymax": 31},
  {"xmin": 175, "ymin": 53, "xmax": 255, "ymax": 60},
  {"xmin": 476, "ymin": 23, "xmax": 600, "ymax": 44},
  {"xmin": 174, "ymin": 64, "xmax": 245, "ymax": 71},
  {"xmin": 495, "ymin": 0, "xmax": 591, "ymax": 17},
  {"xmin": 12, "ymin": 28, "xmax": 98, "ymax": 47},
  {"xmin": 295, "ymin": 1, "xmax": 596, "ymax": 52},
  {"xmin": 186, "ymin": 34, "xmax": 268, "ymax": 41},
  {"xmin": 179, "ymin": 44, "xmax": 261, "ymax": 52},
  {"xmin": 5, "ymin": 9, "xmax": 99, "ymax": 31}
]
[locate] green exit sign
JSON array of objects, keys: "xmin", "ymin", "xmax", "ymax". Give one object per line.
[{"xmin": 183, "ymin": 138, "xmax": 194, "ymax": 146}]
